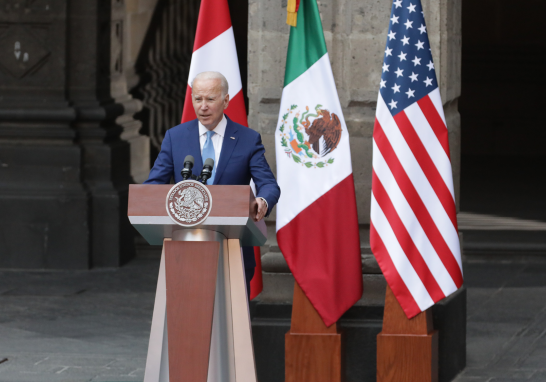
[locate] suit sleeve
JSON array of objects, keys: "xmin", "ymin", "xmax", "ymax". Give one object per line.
[
  {"xmin": 144, "ymin": 130, "xmax": 174, "ymax": 184},
  {"xmin": 249, "ymin": 133, "xmax": 281, "ymax": 216}
]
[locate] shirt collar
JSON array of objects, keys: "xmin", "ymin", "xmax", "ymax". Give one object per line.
[{"xmin": 198, "ymin": 114, "xmax": 227, "ymax": 138}]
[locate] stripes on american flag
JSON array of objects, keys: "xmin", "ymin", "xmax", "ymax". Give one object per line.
[{"xmin": 370, "ymin": 0, "xmax": 463, "ymax": 318}]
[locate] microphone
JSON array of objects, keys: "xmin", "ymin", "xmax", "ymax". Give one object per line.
[
  {"xmin": 199, "ymin": 158, "xmax": 215, "ymax": 184},
  {"xmin": 181, "ymin": 155, "xmax": 195, "ymax": 180}
]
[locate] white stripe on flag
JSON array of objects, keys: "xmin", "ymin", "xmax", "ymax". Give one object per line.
[
  {"xmin": 428, "ymin": 88, "xmax": 447, "ymax": 126},
  {"xmin": 370, "ymin": 193, "xmax": 435, "ymax": 311},
  {"xmin": 376, "ymin": 94, "xmax": 461, "ymax": 266},
  {"xmin": 405, "ymin": 102, "xmax": 455, "ymax": 200},
  {"xmin": 372, "ymin": 140, "xmax": 459, "ymax": 296},
  {"xmin": 187, "ymin": 27, "xmax": 243, "ymax": 99},
  {"xmin": 275, "ymin": 54, "xmax": 353, "ymax": 232}
]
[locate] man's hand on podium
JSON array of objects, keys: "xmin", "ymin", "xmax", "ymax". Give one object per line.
[{"xmin": 254, "ymin": 197, "xmax": 267, "ymax": 222}]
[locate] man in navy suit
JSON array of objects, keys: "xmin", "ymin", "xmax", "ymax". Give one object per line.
[{"xmin": 144, "ymin": 71, "xmax": 280, "ymax": 295}]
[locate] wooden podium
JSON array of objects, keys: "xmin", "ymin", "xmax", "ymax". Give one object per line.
[{"xmin": 128, "ymin": 184, "xmax": 266, "ymax": 382}]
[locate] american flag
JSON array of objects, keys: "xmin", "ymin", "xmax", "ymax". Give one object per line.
[{"xmin": 370, "ymin": 0, "xmax": 463, "ymax": 318}]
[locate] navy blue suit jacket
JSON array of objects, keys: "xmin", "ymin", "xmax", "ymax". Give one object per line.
[{"xmin": 144, "ymin": 116, "xmax": 280, "ymax": 268}]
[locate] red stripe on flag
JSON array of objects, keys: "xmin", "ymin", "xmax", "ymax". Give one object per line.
[
  {"xmin": 225, "ymin": 91, "xmax": 248, "ymax": 127},
  {"xmin": 393, "ymin": 111, "xmax": 458, "ymax": 230},
  {"xmin": 373, "ymin": 120, "xmax": 463, "ymax": 288},
  {"xmin": 277, "ymin": 175, "xmax": 363, "ymax": 327},
  {"xmin": 193, "ymin": 0, "xmax": 232, "ymax": 52},
  {"xmin": 249, "ymin": 247, "xmax": 263, "ymax": 300},
  {"xmin": 417, "ymin": 96, "xmax": 451, "ymax": 158},
  {"xmin": 372, "ymin": 170, "xmax": 446, "ymax": 302},
  {"xmin": 370, "ymin": 221, "xmax": 421, "ymax": 318},
  {"xmin": 181, "ymin": 84, "xmax": 197, "ymax": 123}
]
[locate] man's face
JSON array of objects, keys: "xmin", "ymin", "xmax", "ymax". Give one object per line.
[{"xmin": 191, "ymin": 78, "xmax": 229, "ymax": 130}]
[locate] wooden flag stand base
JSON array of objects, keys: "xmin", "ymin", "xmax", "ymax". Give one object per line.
[
  {"xmin": 285, "ymin": 283, "xmax": 342, "ymax": 382},
  {"xmin": 377, "ymin": 285, "xmax": 438, "ymax": 382}
]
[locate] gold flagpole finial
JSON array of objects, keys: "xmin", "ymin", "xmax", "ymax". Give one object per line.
[{"xmin": 286, "ymin": 0, "xmax": 300, "ymax": 27}]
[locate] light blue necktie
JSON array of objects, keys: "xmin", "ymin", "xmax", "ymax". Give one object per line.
[{"xmin": 202, "ymin": 130, "xmax": 216, "ymax": 184}]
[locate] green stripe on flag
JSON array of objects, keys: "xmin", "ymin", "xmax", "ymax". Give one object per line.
[{"xmin": 284, "ymin": 0, "xmax": 328, "ymax": 87}]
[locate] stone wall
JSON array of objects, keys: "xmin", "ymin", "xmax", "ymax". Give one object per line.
[
  {"xmin": 0, "ymin": 0, "xmax": 147, "ymax": 268},
  {"xmin": 248, "ymin": 0, "xmax": 462, "ymax": 221}
]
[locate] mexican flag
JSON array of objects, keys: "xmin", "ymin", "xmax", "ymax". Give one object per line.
[{"xmin": 275, "ymin": 0, "xmax": 363, "ymax": 326}]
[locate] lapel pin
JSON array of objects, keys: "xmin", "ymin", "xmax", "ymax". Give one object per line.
[{"xmin": 230, "ymin": 137, "xmax": 235, "ymax": 140}]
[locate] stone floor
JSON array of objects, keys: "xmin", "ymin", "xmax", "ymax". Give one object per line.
[
  {"xmin": 0, "ymin": 259, "xmax": 159, "ymax": 382},
  {"xmin": 452, "ymin": 257, "xmax": 546, "ymax": 382},
  {"xmin": 0, "ymin": 255, "xmax": 546, "ymax": 381}
]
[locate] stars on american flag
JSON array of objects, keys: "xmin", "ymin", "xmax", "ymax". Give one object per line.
[
  {"xmin": 388, "ymin": 99, "xmax": 398, "ymax": 109},
  {"xmin": 380, "ymin": 0, "xmax": 438, "ymax": 116}
]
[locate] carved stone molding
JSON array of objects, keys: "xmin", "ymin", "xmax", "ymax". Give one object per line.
[
  {"xmin": 131, "ymin": 0, "xmax": 200, "ymax": 152},
  {"xmin": 0, "ymin": 25, "xmax": 50, "ymax": 78}
]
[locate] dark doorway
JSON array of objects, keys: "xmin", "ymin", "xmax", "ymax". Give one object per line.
[
  {"xmin": 228, "ymin": 0, "xmax": 249, "ymax": 112},
  {"xmin": 459, "ymin": 0, "xmax": 546, "ymax": 254}
]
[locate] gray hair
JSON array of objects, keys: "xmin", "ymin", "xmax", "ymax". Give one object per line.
[{"xmin": 191, "ymin": 71, "xmax": 229, "ymax": 96}]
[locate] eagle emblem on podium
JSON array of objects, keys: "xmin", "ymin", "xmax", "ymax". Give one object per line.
[
  {"xmin": 166, "ymin": 180, "xmax": 212, "ymax": 227},
  {"xmin": 279, "ymin": 104, "xmax": 341, "ymax": 169}
]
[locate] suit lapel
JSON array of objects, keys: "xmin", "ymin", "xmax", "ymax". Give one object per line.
[
  {"xmin": 185, "ymin": 120, "xmax": 203, "ymax": 173},
  {"xmin": 215, "ymin": 116, "xmax": 238, "ymax": 184}
]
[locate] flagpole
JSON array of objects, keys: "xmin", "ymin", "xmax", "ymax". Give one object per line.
[{"xmin": 377, "ymin": 285, "xmax": 438, "ymax": 382}]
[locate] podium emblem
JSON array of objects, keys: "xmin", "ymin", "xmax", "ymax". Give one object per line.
[{"xmin": 165, "ymin": 180, "xmax": 213, "ymax": 226}]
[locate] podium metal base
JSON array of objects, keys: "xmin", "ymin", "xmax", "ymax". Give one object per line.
[{"xmin": 143, "ymin": 230, "xmax": 257, "ymax": 382}]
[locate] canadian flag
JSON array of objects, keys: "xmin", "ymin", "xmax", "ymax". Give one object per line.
[{"xmin": 181, "ymin": 0, "xmax": 263, "ymax": 299}]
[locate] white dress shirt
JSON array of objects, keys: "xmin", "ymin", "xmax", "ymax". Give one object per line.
[
  {"xmin": 198, "ymin": 114, "xmax": 227, "ymax": 168},
  {"xmin": 197, "ymin": 114, "xmax": 268, "ymax": 210}
]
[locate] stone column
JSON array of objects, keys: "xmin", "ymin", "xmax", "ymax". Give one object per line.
[
  {"xmin": 0, "ymin": 0, "xmax": 146, "ymax": 268},
  {"xmin": 66, "ymin": 0, "xmax": 147, "ymax": 267},
  {"xmin": 0, "ymin": 0, "xmax": 88, "ymax": 268}
]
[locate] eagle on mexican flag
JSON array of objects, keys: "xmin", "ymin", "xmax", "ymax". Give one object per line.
[{"xmin": 275, "ymin": 0, "xmax": 363, "ymax": 327}]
